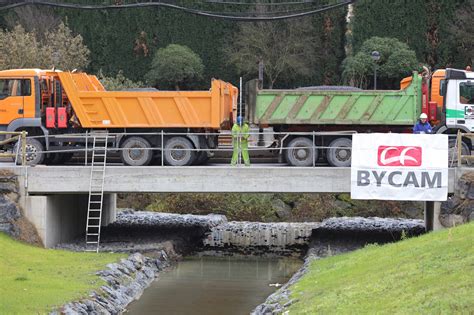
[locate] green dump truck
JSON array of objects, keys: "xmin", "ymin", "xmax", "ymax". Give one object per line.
[{"xmin": 245, "ymin": 69, "xmax": 474, "ymax": 166}]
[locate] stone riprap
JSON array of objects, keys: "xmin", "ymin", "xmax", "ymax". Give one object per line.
[
  {"xmin": 203, "ymin": 222, "xmax": 320, "ymax": 249},
  {"xmin": 0, "ymin": 170, "xmax": 20, "ymax": 237},
  {"xmin": 114, "ymin": 209, "xmax": 227, "ymax": 229},
  {"xmin": 319, "ymin": 216, "xmax": 425, "ymax": 235},
  {"xmin": 252, "ymin": 253, "xmax": 315, "ymax": 315},
  {"xmin": 0, "ymin": 170, "xmax": 41, "ymax": 245},
  {"xmin": 441, "ymin": 172, "xmax": 474, "ymax": 227},
  {"xmin": 52, "ymin": 251, "xmax": 171, "ymax": 315}
]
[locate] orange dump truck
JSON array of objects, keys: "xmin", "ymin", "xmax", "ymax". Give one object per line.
[{"xmin": 0, "ymin": 69, "xmax": 237, "ymax": 165}]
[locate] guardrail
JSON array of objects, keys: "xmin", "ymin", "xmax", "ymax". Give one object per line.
[
  {"xmin": 0, "ymin": 131, "xmax": 27, "ymax": 166},
  {"xmin": 0, "ymin": 130, "xmax": 465, "ymax": 167}
]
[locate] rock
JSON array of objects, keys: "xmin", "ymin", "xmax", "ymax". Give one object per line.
[
  {"xmin": 112, "ymin": 210, "xmax": 227, "ymax": 229},
  {"xmin": 319, "ymin": 217, "xmax": 425, "ymax": 235},
  {"xmin": 441, "ymin": 196, "xmax": 462, "ymax": 214},
  {"xmin": 0, "ymin": 222, "xmax": 17, "ymax": 236},
  {"xmin": 0, "ymin": 195, "xmax": 21, "ymax": 222},
  {"xmin": 203, "ymin": 221, "xmax": 319, "ymax": 249},
  {"xmin": 439, "ymin": 214, "xmax": 465, "ymax": 228},
  {"xmin": 272, "ymin": 199, "xmax": 292, "ymax": 219},
  {"xmin": 0, "ymin": 182, "xmax": 18, "ymax": 194},
  {"xmin": 469, "ymin": 211, "xmax": 474, "ymax": 222}
]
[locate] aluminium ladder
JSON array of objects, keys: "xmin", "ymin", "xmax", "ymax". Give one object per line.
[{"xmin": 85, "ymin": 133, "xmax": 108, "ymax": 252}]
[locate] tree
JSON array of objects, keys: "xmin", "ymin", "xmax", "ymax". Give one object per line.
[
  {"xmin": 448, "ymin": 1, "xmax": 474, "ymax": 67},
  {"xmin": 226, "ymin": 19, "xmax": 316, "ymax": 88},
  {"xmin": 350, "ymin": 0, "xmax": 462, "ymax": 69},
  {"xmin": 97, "ymin": 70, "xmax": 144, "ymax": 91},
  {"xmin": 4, "ymin": 6, "xmax": 60, "ymax": 40},
  {"xmin": 342, "ymin": 37, "xmax": 419, "ymax": 89},
  {"xmin": 0, "ymin": 25, "xmax": 42, "ymax": 69},
  {"xmin": 145, "ymin": 44, "xmax": 204, "ymax": 90},
  {"xmin": 42, "ymin": 23, "xmax": 90, "ymax": 71},
  {"xmin": 0, "ymin": 23, "xmax": 90, "ymax": 71}
]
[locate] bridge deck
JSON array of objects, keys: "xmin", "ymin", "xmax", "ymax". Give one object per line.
[{"xmin": 2, "ymin": 165, "xmax": 458, "ymax": 194}]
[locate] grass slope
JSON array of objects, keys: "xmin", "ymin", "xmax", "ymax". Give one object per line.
[
  {"xmin": 0, "ymin": 233, "xmax": 125, "ymax": 314},
  {"xmin": 289, "ymin": 223, "xmax": 474, "ymax": 314}
]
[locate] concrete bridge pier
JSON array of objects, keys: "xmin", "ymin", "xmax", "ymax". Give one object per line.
[
  {"xmin": 24, "ymin": 193, "xmax": 117, "ymax": 248},
  {"xmin": 424, "ymin": 201, "xmax": 442, "ymax": 232}
]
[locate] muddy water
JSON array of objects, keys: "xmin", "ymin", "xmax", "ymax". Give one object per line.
[{"xmin": 126, "ymin": 256, "xmax": 302, "ymax": 315}]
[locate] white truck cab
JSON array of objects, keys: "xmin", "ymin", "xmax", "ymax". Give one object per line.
[{"xmin": 444, "ymin": 68, "xmax": 474, "ymax": 132}]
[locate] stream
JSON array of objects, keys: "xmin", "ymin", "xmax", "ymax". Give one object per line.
[{"xmin": 126, "ymin": 256, "xmax": 302, "ymax": 315}]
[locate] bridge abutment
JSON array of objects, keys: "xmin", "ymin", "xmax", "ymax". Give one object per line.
[{"xmin": 24, "ymin": 193, "xmax": 117, "ymax": 248}]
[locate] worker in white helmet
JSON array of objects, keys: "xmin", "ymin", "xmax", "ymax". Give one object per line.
[{"xmin": 413, "ymin": 113, "xmax": 432, "ymax": 134}]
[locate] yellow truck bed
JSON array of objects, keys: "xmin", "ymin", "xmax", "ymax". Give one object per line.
[{"xmin": 58, "ymin": 72, "xmax": 237, "ymax": 129}]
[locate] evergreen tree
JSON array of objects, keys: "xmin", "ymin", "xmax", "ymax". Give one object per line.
[{"xmin": 351, "ymin": 0, "xmax": 462, "ymax": 69}]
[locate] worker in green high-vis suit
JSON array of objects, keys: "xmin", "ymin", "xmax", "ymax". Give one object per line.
[{"xmin": 231, "ymin": 116, "xmax": 251, "ymax": 166}]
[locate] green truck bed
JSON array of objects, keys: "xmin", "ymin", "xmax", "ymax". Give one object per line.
[{"xmin": 246, "ymin": 73, "xmax": 422, "ymax": 126}]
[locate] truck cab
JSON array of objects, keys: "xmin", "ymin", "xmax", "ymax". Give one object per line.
[
  {"xmin": 0, "ymin": 69, "xmax": 43, "ymax": 134},
  {"xmin": 443, "ymin": 69, "xmax": 474, "ymax": 133}
]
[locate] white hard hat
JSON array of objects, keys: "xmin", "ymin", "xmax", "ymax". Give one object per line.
[{"xmin": 420, "ymin": 113, "xmax": 428, "ymax": 119}]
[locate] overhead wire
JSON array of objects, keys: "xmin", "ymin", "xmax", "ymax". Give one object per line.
[{"xmin": 0, "ymin": 0, "xmax": 355, "ymax": 21}]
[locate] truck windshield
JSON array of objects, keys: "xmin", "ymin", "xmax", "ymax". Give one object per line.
[
  {"xmin": 0, "ymin": 79, "xmax": 31, "ymax": 98},
  {"xmin": 460, "ymin": 82, "xmax": 474, "ymax": 104}
]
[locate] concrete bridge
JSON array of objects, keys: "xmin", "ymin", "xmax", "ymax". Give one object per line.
[{"xmin": 1, "ymin": 165, "xmax": 466, "ymax": 247}]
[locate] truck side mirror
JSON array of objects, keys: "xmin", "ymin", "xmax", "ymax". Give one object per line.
[{"xmin": 439, "ymin": 80, "xmax": 446, "ymax": 97}]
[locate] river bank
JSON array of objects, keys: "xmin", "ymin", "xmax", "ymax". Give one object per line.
[
  {"xmin": 51, "ymin": 210, "xmax": 425, "ymax": 314},
  {"xmin": 259, "ymin": 222, "xmax": 474, "ymax": 314}
]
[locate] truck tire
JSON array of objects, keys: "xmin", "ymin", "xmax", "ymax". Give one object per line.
[
  {"xmin": 120, "ymin": 137, "xmax": 153, "ymax": 166},
  {"xmin": 13, "ymin": 138, "xmax": 45, "ymax": 165},
  {"xmin": 327, "ymin": 138, "xmax": 352, "ymax": 167},
  {"xmin": 285, "ymin": 137, "xmax": 317, "ymax": 167},
  {"xmin": 448, "ymin": 139, "xmax": 471, "ymax": 166},
  {"xmin": 164, "ymin": 136, "xmax": 196, "ymax": 166}
]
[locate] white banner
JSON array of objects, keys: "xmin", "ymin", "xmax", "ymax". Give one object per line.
[{"xmin": 350, "ymin": 133, "xmax": 448, "ymax": 201}]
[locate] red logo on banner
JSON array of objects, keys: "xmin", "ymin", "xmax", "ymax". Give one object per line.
[{"xmin": 377, "ymin": 146, "xmax": 422, "ymax": 166}]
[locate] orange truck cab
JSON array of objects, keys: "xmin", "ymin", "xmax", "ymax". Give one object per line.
[{"xmin": 0, "ymin": 69, "xmax": 237, "ymax": 166}]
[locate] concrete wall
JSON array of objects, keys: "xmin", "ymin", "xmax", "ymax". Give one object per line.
[
  {"xmin": 424, "ymin": 201, "xmax": 442, "ymax": 231},
  {"xmin": 24, "ymin": 193, "xmax": 117, "ymax": 248}
]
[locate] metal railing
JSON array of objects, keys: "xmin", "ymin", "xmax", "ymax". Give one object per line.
[
  {"xmin": 0, "ymin": 130, "xmax": 465, "ymax": 168},
  {"xmin": 0, "ymin": 131, "xmax": 27, "ymax": 166}
]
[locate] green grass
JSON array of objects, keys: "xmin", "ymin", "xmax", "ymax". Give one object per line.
[
  {"xmin": 0, "ymin": 233, "xmax": 125, "ymax": 314},
  {"xmin": 289, "ymin": 222, "xmax": 474, "ymax": 314}
]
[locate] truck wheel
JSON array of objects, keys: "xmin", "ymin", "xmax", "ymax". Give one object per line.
[
  {"xmin": 13, "ymin": 138, "xmax": 45, "ymax": 165},
  {"xmin": 327, "ymin": 138, "xmax": 352, "ymax": 167},
  {"xmin": 164, "ymin": 137, "xmax": 196, "ymax": 166},
  {"xmin": 448, "ymin": 139, "xmax": 470, "ymax": 166},
  {"xmin": 120, "ymin": 137, "xmax": 153, "ymax": 166},
  {"xmin": 285, "ymin": 137, "xmax": 317, "ymax": 167}
]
